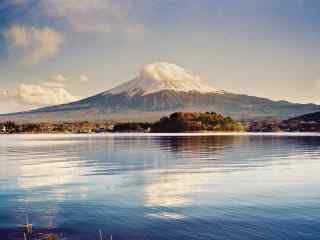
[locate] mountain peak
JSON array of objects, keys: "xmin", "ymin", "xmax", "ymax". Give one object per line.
[
  {"xmin": 2, "ymin": 61, "xmax": 320, "ymax": 122},
  {"xmin": 108, "ymin": 62, "xmax": 221, "ymax": 96}
]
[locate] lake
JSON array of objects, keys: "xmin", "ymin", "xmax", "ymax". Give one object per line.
[{"xmin": 0, "ymin": 133, "xmax": 320, "ymax": 240}]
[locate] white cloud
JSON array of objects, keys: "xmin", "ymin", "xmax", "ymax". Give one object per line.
[
  {"xmin": 42, "ymin": 74, "xmax": 68, "ymax": 88},
  {"xmin": 40, "ymin": 0, "xmax": 141, "ymax": 34},
  {"xmin": 5, "ymin": 25, "xmax": 64, "ymax": 65},
  {"xmin": 79, "ymin": 75, "xmax": 89, "ymax": 83},
  {"xmin": 110, "ymin": 62, "xmax": 218, "ymax": 96},
  {"xmin": 41, "ymin": 82, "xmax": 66, "ymax": 88},
  {"xmin": 49, "ymin": 74, "xmax": 68, "ymax": 82},
  {"xmin": 0, "ymin": 73, "xmax": 78, "ymax": 109},
  {"xmin": 14, "ymin": 84, "xmax": 78, "ymax": 106},
  {"xmin": 140, "ymin": 62, "xmax": 203, "ymax": 84}
]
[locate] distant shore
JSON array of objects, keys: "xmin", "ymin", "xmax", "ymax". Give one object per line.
[
  {"xmin": 2, "ymin": 132, "xmax": 320, "ymax": 138},
  {"xmin": 1, "ymin": 111, "xmax": 320, "ymax": 134}
]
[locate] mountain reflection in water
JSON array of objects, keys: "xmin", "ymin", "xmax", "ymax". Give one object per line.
[{"xmin": 0, "ymin": 134, "xmax": 320, "ymax": 240}]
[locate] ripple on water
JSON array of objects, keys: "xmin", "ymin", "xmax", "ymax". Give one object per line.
[{"xmin": 0, "ymin": 134, "xmax": 320, "ymax": 239}]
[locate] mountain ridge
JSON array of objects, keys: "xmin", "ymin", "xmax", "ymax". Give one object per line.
[
  {"xmin": 1, "ymin": 62, "xmax": 320, "ymax": 123},
  {"xmin": 288, "ymin": 111, "xmax": 320, "ymax": 122},
  {"xmin": 1, "ymin": 90, "xmax": 319, "ymax": 123}
]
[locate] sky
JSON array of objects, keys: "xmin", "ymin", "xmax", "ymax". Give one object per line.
[{"xmin": 1, "ymin": 0, "xmax": 320, "ymax": 113}]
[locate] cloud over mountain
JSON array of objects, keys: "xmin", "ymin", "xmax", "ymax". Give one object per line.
[
  {"xmin": 140, "ymin": 62, "xmax": 202, "ymax": 85},
  {"xmin": 109, "ymin": 62, "xmax": 218, "ymax": 96},
  {"xmin": 1, "ymin": 61, "xmax": 320, "ymax": 121}
]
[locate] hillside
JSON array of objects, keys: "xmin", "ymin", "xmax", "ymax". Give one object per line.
[
  {"xmin": 288, "ymin": 111, "xmax": 320, "ymax": 122},
  {"xmin": 0, "ymin": 62, "xmax": 319, "ymax": 123},
  {"xmin": 151, "ymin": 112, "xmax": 244, "ymax": 132}
]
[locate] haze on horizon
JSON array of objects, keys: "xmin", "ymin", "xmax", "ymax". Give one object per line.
[{"xmin": 0, "ymin": 0, "xmax": 320, "ymax": 114}]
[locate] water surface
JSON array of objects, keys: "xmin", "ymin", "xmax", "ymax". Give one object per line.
[{"xmin": 0, "ymin": 134, "xmax": 320, "ymax": 239}]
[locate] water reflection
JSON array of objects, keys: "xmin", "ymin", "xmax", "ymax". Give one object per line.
[{"xmin": 0, "ymin": 134, "xmax": 320, "ymax": 239}]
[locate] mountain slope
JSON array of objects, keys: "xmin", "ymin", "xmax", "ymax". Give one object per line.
[
  {"xmin": 288, "ymin": 111, "xmax": 320, "ymax": 122},
  {"xmin": 1, "ymin": 62, "xmax": 320, "ymax": 122}
]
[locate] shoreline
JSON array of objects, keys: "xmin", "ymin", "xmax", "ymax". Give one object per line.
[{"xmin": 1, "ymin": 131, "xmax": 320, "ymax": 137}]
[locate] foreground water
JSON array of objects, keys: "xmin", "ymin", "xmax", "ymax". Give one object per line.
[{"xmin": 0, "ymin": 133, "xmax": 320, "ymax": 240}]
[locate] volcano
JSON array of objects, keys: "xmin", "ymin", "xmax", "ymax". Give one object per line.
[{"xmin": 1, "ymin": 62, "xmax": 319, "ymax": 122}]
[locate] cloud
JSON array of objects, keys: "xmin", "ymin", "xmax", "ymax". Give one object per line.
[
  {"xmin": 39, "ymin": 0, "xmax": 141, "ymax": 34},
  {"xmin": 5, "ymin": 25, "xmax": 64, "ymax": 65},
  {"xmin": 140, "ymin": 62, "xmax": 203, "ymax": 84},
  {"xmin": 41, "ymin": 82, "xmax": 66, "ymax": 88},
  {"xmin": 1, "ymin": 72, "xmax": 78, "ymax": 108},
  {"xmin": 13, "ymin": 84, "xmax": 78, "ymax": 106},
  {"xmin": 79, "ymin": 75, "xmax": 89, "ymax": 83},
  {"xmin": 36, "ymin": 74, "xmax": 69, "ymax": 88},
  {"xmin": 110, "ymin": 62, "xmax": 218, "ymax": 96},
  {"xmin": 49, "ymin": 74, "xmax": 68, "ymax": 82}
]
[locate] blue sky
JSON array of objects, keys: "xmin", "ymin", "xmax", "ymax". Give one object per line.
[{"xmin": 0, "ymin": 0, "xmax": 320, "ymax": 113}]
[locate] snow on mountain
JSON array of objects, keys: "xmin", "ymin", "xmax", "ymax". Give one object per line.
[
  {"xmin": 2, "ymin": 61, "xmax": 320, "ymax": 122},
  {"xmin": 107, "ymin": 62, "xmax": 222, "ymax": 96}
]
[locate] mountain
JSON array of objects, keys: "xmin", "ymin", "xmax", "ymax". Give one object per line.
[
  {"xmin": 1, "ymin": 62, "xmax": 320, "ymax": 123},
  {"xmin": 287, "ymin": 111, "xmax": 320, "ymax": 122}
]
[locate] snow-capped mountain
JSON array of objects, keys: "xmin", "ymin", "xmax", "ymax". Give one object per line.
[
  {"xmin": 1, "ymin": 62, "xmax": 320, "ymax": 122},
  {"xmin": 106, "ymin": 62, "xmax": 222, "ymax": 96}
]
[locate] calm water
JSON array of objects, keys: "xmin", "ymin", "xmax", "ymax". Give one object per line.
[{"xmin": 0, "ymin": 133, "xmax": 320, "ymax": 240}]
